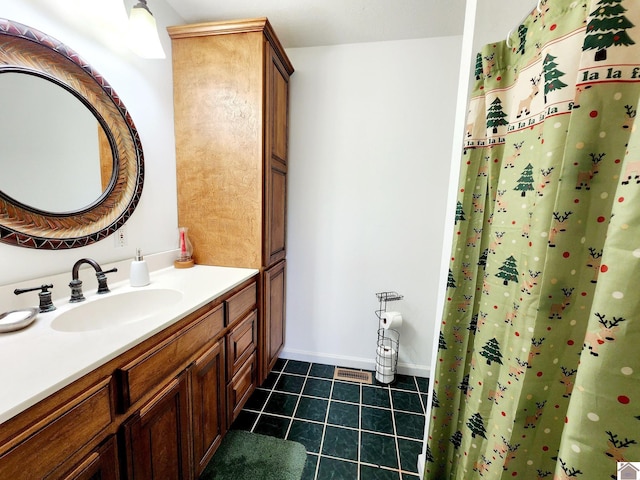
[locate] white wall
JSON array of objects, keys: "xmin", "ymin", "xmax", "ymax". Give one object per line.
[
  {"xmin": 474, "ymin": 0, "xmax": 538, "ymax": 54},
  {"xmin": 283, "ymin": 37, "xmax": 462, "ymax": 377},
  {"xmin": 0, "ymin": 0, "xmax": 182, "ymax": 286},
  {"xmin": 2, "ymin": 2, "xmax": 464, "ymax": 379}
]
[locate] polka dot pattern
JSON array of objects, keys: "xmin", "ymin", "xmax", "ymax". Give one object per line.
[{"xmin": 427, "ymin": 2, "xmax": 640, "ymax": 478}]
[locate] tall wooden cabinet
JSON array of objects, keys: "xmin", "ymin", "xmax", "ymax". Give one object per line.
[{"xmin": 168, "ymin": 18, "xmax": 294, "ymax": 382}]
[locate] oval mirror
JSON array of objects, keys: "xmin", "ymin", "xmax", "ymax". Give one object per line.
[
  {"xmin": 0, "ymin": 72, "xmax": 113, "ymax": 213},
  {"xmin": 0, "ymin": 18, "xmax": 144, "ymax": 249}
]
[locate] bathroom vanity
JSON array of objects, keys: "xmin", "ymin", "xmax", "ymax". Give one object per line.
[{"xmin": 0, "ymin": 265, "xmax": 258, "ymax": 480}]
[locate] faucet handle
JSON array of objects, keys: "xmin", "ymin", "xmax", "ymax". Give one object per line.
[
  {"xmin": 14, "ymin": 284, "xmax": 56, "ymax": 313},
  {"xmin": 96, "ymin": 267, "xmax": 118, "ymax": 294}
]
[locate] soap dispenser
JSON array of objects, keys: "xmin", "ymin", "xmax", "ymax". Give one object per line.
[{"xmin": 130, "ymin": 248, "xmax": 150, "ymax": 287}]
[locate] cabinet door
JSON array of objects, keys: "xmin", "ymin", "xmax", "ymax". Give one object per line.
[
  {"xmin": 191, "ymin": 340, "xmax": 226, "ymax": 477},
  {"xmin": 264, "ymin": 44, "xmax": 290, "ymax": 267},
  {"xmin": 122, "ymin": 371, "xmax": 192, "ymax": 480},
  {"xmin": 263, "ymin": 260, "xmax": 286, "ymax": 378},
  {"xmin": 58, "ymin": 436, "xmax": 119, "ymax": 480}
]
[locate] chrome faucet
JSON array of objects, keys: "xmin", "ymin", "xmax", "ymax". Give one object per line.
[{"xmin": 69, "ymin": 258, "xmax": 118, "ymax": 303}]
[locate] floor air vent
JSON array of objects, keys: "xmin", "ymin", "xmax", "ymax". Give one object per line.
[{"xmin": 333, "ymin": 368, "xmax": 373, "ymax": 384}]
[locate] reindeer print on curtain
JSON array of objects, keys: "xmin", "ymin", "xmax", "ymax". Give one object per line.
[{"xmin": 426, "ymin": 0, "xmax": 640, "ymax": 478}]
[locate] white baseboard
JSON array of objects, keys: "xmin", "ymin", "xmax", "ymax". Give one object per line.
[{"xmin": 279, "ymin": 348, "xmax": 431, "ymax": 378}]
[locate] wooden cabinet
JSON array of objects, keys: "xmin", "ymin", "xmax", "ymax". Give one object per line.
[
  {"xmin": 191, "ymin": 341, "xmax": 226, "ymax": 477},
  {"xmin": 168, "ymin": 18, "xmax": 294, "ymax": 382},
  {"xmin": 57, "ymin": 436, "xmax": 119, "ymax": 480},
  {"xmin": 117, "ymin": 307, "xmax": 227, "ymax": 479},
  {"xmin": 119, "ymin": 284, "xmax": 257, "ymax": 479},
  {"xmin": 225, "ymin": 283, "xmax": 259, "ymax": 426},
  {"xmin": 122, "ymin": 372, "xmax": 192, "ymax": 480},
  {"xmin": 0, "ymin": 377, "xmax": 114, "ymax": 480},
  {"xmin": 264, "ymin": 42, "xmax": 290, "ymax": 267},
  {"xmin": 117, "ymin": 305, "xmax": 224, "ymax": 410},
  {"xmin": 264, "ymin": 260, "xmax": 286, "ymax": 375},
  {"xmin": 227, "ymin": 352, "xmax": 257, "ymax": 426},
  {"xmin": 0, "ymin": 276, "xmax": 257, "ymax": 480},
  {"xmin": 226, "ymin": 310, "xmax": 258, "ymax": 378}
]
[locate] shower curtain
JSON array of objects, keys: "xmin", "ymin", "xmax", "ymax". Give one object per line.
[{"xmin": 426, "ymin": 0, "xmax": 640, "ymax": 478}]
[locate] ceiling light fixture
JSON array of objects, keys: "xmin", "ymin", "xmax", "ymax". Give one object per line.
[{"xmin": 128, "ymin": 0, "xmax": 166, "ymax": 59}]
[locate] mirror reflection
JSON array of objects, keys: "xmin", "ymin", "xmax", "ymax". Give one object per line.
[
  {"xmin": 0, "ymin": 72, "xmax": 113, "ymax": 213},
  {"xmin": 0, "ymin": 17, "xmax": 144, "ymax": 249}
]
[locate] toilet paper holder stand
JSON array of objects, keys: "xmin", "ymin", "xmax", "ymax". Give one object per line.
[{"xmin": 375, "ymin": 291, "xmax": 403, "ymax": 385}]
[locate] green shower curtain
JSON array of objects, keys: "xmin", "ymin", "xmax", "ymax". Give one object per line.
[{"xmin": 426, "ymin": 0, "xmax": 640, "ymax": 478}]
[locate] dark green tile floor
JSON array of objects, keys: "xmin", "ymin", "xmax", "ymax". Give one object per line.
[{"xmin": 230, "ymin": 359, "xmax": 428, "ymax": 480}]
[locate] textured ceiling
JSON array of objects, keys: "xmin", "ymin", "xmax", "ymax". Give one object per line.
[{"xmin": 163, "ymin": 0, "xmax": 466, "ymax": 48}]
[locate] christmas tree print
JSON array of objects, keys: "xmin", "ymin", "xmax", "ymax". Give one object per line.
[
  {"xmin": 426, "ymin": 445, "xmax": 434, "ymax": 463},
  {"xmin": 439, "ymin": 331, "xmax": 448, "ymax": 350},
  {"xmin": 432, "ymin": 390, "xmax": 440, "ymax": 408},
  {"xmin": 583, "ymin": 0, "xmax": 635, "ymax": 61},
  {"xmin": 496, "ymin": 255, "xmax": 519, "ymax": 286},
  {"xmin": 450, "ymin": 430, "xmax": 463, "ymax": 449},
  {"xmin": 474, "ymin": 52, "xmax": 483, "ymax": 80},
  {"xmin": 466, "ymin": 412, "xmax": 487, "ymax": 438},
  {"xmin": 455, "ymin": 201, "xmax": 466, "ymax": 224},
  {"xmin": 517, "ymin": 24, "xmax": 527, "ymax": 55},
  {"xmin": 543, "ymin": 54, "xmax": 567, "ymax": 103},
  {"xmin": 514, "ymin": 163, "xmax": 535, "ymax": 197},
  {"xmin": 458, "ymin": 374, "xmax": 473, "ymax": 396},
  {"xmin": 487, "ymin": 97, "xmax": 508, "ymax": 134},
  {"xmin": 447, "ymin": 269, "xmax": 457, "ymax": 288},
  {"xmin": 480, "ymin": 337, "xmax": 503, "ymax": 365},
  {"xmin": 477, "ymin": 248, "xmax": 489, "ymax": 268},
  {"xmin": 427, "ymin": 6, "xmax": 640, "ymax": 478},
  {"xmin": 468, "ymin": 314, "xmax": 478, "ymax": 333}
]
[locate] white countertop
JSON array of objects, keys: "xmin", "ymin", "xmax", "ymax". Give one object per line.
[{"xmin": 0, "ymin": 262, "xmax": 258, "ymax": 424}]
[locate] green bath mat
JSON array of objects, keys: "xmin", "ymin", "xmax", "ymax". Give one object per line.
[{"xmin": 200, "ymin": 430, "xmax": 307, "ymax": 480}]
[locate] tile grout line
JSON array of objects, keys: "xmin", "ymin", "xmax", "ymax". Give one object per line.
[
  {"xmin": 389, "ymin": 383, "xmax": 404, "ymax": 479},
  {"xmin": 313, "ymin": 373, "xmax": 335, "ymax": 480},
  {"xmin": 283, "ymin": 364, "xmax": 310, "ymax": 440},
  {"xmin": 243, "ymin": 363, "xmax": 427, "ymax": 479},
  {"xmin": 415, "ymin": 375, "xmax": 427, "ymax": 414},
  {"xmin": 250, "ymin": 365, "xmax": 285, "ymax": 434}
]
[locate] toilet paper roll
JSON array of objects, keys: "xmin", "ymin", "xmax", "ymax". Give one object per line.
[
  {"xmin": 376, "ymin": 346, "xmax": 397, "ymax": 375},
  {"xmin": 381, "ymin": 311, "xmax": 403, "ymax": 330},
  {"xmin": 376, "ymin": 363, "xmax": 394, "ymax": 375},
  {"xmin": 375, "ymin": 369, "xmax": 394, "ymax": 384},
  {"xmin": 376, "ymin": 345, "xmax": 397, "ymax": 359}
]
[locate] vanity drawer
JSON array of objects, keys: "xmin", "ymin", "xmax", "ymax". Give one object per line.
[
  {"xmin": 0, "ymin": 377, "xmax": 113, "ymax": 480},
  {"xmin": 118, "ymin": 304, "xmax": 224, "ymax": 409},
  {"xmin": 226, "ymin": 352, "xmax": 257, "ymax": 427},
  {"xmin": 226, "ymin": 281, "xmax": 257, "ymax": 326},
  {"xmin": 226, "ymin": 309, "xmax": 258, "ymax": 378}
]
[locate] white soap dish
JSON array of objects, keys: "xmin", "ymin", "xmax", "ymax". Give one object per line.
[{"xmin": 0, "ymin": 308, "xmax": 38, "ymax": 333}]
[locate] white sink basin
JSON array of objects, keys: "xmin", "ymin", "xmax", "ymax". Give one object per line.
[{"xmin": 51, "ymin": 288, "xmax": 183, "ymax": 332}]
